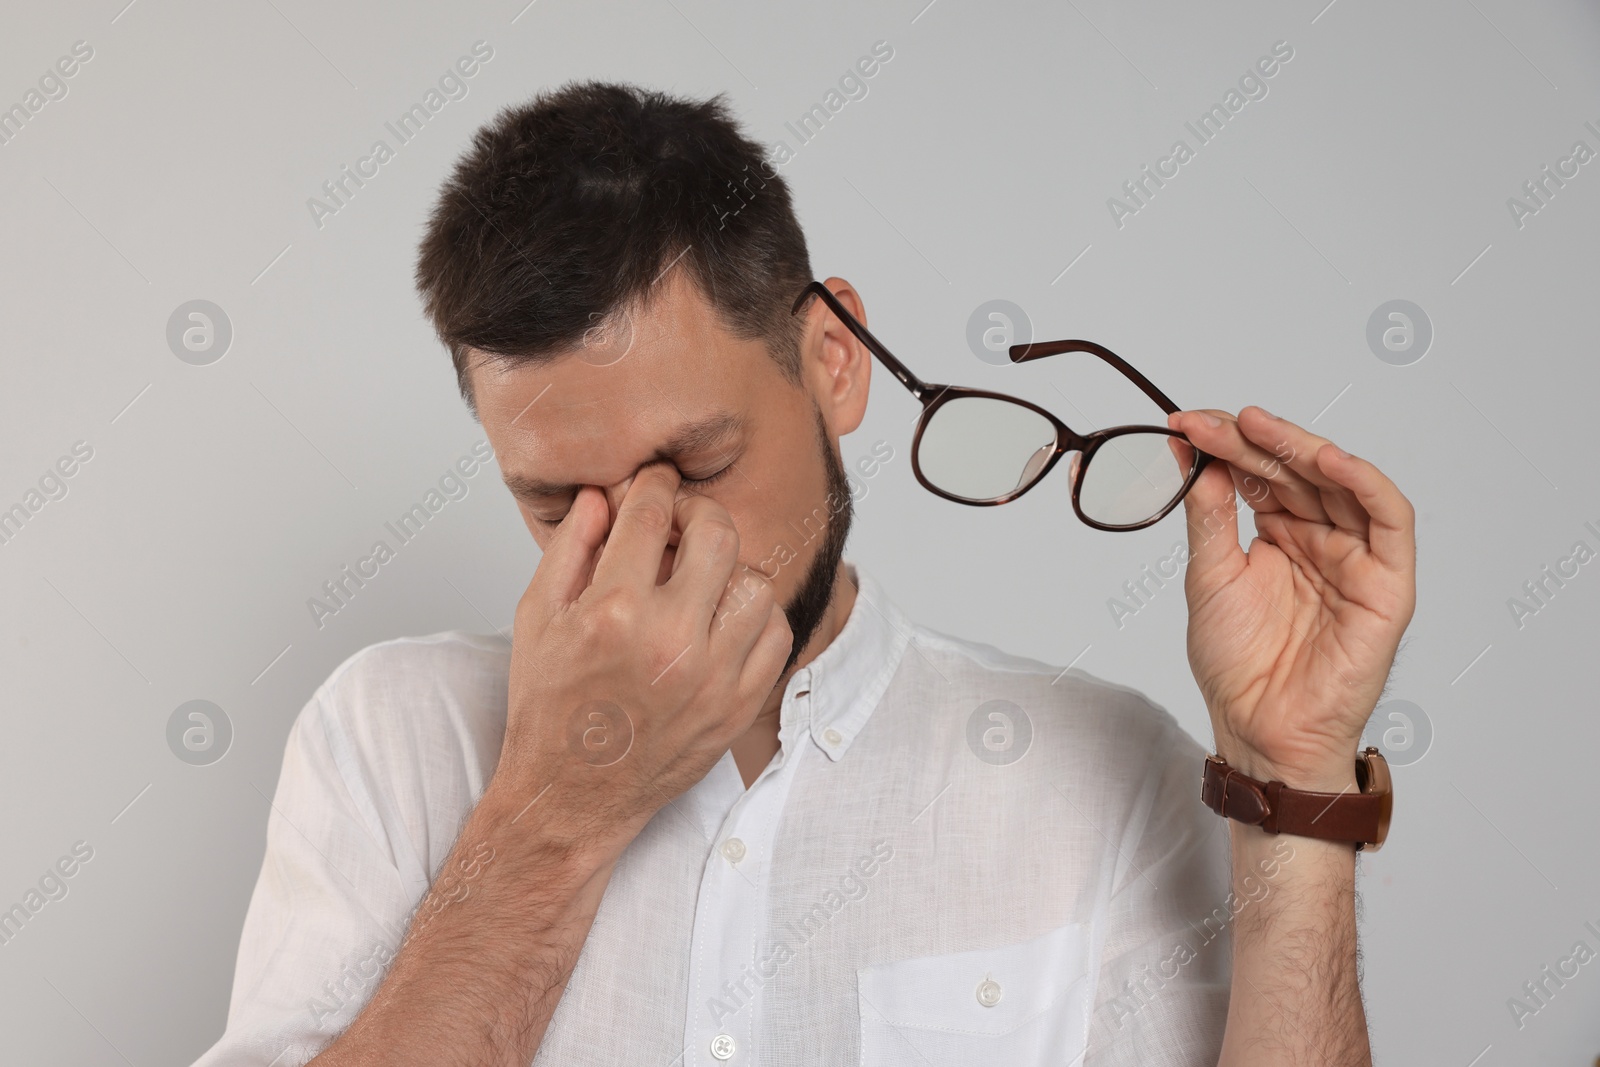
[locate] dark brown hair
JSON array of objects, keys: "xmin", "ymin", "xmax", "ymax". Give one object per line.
[{"xmin": 414, "ymin": 80, "xmax": 813, "ymax": 411}]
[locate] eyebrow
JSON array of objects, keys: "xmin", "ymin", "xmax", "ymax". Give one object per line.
[{"xmin": 502, "ymin": 410, "xmax": 747, "ymax": 499}]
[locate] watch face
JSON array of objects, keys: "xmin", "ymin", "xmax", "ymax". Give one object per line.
[
  {"xmin": 1372, "ymin": 791, "xmax": 1393, "ymax": 851},
  {"xmin": 1358, "ymin": 747, "xmax": 1393, "ymax": 851}
]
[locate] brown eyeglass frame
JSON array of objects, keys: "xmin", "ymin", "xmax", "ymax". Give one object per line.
[{"xmin": 791, "ymin": 281, "xmax": 1217, "ymax": 531}]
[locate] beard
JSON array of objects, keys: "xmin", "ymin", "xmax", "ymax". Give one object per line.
[{"xmin": 776, "ymin": 405, "xmax": 855, "ymax": 677}]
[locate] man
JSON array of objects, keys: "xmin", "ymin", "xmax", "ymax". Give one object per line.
[{"xmin": 194, "ymin": 81, "xmax": 1414, "ymax": 1066}]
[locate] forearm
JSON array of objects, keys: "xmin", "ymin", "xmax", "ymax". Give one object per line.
[
  {"xmin": 1217, "ymin": 817, "xmax": 1368, "ymax": 1067},
  {"xmin": 309, "ymin": 776, "xmax": 632, "ymax": 1067}
]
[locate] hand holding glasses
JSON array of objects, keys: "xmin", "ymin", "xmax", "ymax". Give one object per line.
[{"xmin": 792, "ymin": 282, "xmax": 1217, "ymax": 531}]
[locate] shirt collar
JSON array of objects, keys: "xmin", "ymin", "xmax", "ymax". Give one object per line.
[{"xmin": 780, "ymin": 559, "xmax": 912, "ymax": 762}]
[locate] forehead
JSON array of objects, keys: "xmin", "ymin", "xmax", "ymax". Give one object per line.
[{"xmin": 468, "ymin": 273, "xmax": 783, "ymax": 480}]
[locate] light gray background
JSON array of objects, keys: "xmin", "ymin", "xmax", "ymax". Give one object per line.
[{"xmin": 3, "ymin": 0, "xmax": 1598, "ymax": 1063}]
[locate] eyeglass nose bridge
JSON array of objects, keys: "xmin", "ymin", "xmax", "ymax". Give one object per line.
[
  {"xmin": 1014, "ymin": 439, "xmax": 1091, "ymax": 491},
  {"xmin": 1051, "ymin": 421, "xmax": 1095, "ymax": 455},
  {"xmin": 1039, "ymin": 423, "xmax": 1093, "ymax": 486}
]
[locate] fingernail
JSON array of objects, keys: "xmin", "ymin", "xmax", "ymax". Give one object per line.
[
  {"xmin": 1256, "ymin": 406, "xmax": 1278, "ymax": 420},
  {"xmin": 1198, "ymin": 412, "xmax": 1221, "ymax": 427}
]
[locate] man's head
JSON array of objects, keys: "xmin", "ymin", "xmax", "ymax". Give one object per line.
[{"xmin": 414, "ymin": 81, "xmax": 874, "ymax": 674}]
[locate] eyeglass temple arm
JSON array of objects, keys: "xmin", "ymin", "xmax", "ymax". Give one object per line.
[
  {"xmin": 1009, "ymin": 340, "xmax": 1183, "ymax": 415},
  {"xmin": 791, "ymin": 282, "xmax": 931, "ymax": 401}
]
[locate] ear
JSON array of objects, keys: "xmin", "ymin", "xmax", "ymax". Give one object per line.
[{"xmin": 800, "ymin": 276, "xmax": 872, "ymax": 439}]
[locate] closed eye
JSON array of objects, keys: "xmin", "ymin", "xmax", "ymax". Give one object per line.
[
  {"xmin": 530, "ymin": 508, "xmax": 569, "ymax": 527},
  {"xmin": 681, "ymin": 463, "xmax": 734, "ymax": 489},
  {"xmin": 529, "ymin": 462, "xmax": 735, "ymax": 525}
]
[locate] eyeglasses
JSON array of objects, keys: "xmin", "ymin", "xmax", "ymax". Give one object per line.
[{"xmin": 791, "ymin": 281, "xmax": 1217, "ymax": 532}]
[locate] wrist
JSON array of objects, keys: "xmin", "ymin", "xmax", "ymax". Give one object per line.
[
  {"xmin": 477, "ymin": 771, "xmax": 642, "ymax": 874},
  {"xmin": 1211, "ymin": 738, "xmax": 1361, "ymax": 794},
  {"xmin": 1202, "ymin": 744, "xmax": 1393, "ymax": 852}
]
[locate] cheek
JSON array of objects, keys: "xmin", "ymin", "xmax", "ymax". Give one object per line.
[{"xmin": 718, "ymin": 464, "xmax": 829, "ymax": 574}]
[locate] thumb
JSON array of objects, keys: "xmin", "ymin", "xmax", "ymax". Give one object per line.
[{"xmin": 1178, "ymin": 444, "xmax": 1244, "ymax": 591}]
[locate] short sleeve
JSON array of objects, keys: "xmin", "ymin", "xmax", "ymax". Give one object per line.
[
  {"xmin": 1083, "ymin": 717, "xmax": 1234, "ymax": 1066},
  {"xmin": 189, "ymin": 692, "xmax": 417, "ymax": 1067}
]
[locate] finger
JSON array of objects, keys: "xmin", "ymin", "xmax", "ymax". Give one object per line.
[
  {"xmin": 524, "ymin": 485, "xmax": 610, "ymax": 617},
  {"xmin": 1177, "ymin": 440, "xmax": 1245, "ymax": 585},
  {"xmin": 1173, "ymin": 408, "xmax": 1329, "ymax": 522},
  {"xmin": 666, "ymin": 494, "xmax": 742, "ymax": 633},
  {"xmin": 711, "ymin": 564, "xmax": 777, "ymax": 662},
  {"xmin": 1233, "ymin": 407, "xmax": 1370, "ymax": 532},
  {"xmin": 1314, "ymin": 443, "xmax": 1416, "ymax": 572},
  {"xmin": 738, "ymin": 586, "xmax": 794, "ymax": 697},
  {"xmin": 1229, "ymin": 461, "xmax": 1284, "ymax": 514},
  {"xmin": 1170, "ymin": 409, "xmax": 1332, "ymax": 525},
  {"xmin": 1187, "ymin": 424, "xmax": 1286, "ymax": 516},
  {"xmin": 592, "ymin": 462, "xmax": 682, "ymax": 591}
]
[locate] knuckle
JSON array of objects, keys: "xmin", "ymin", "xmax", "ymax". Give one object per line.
[
  {"xmin": 625, "ymin": 500, "xmax": 673, "ymax": 537},
  {"xmin": 713, "ymin": 571, "xmax": 769, "ymax": 629},
  {"xmin": 699, "ymin": 518, "xmax": 739, "ymax": 558},
  {"xmin": 735, "ymin": 569, "xmax": 772, "ymax": 604},
  {"xmin": 647, "ymin": 629, "xmax": 698, "ymax": 684},
  {"xmin": 587, "ymin": 589, "xmax": 639, "ymax": 637}
]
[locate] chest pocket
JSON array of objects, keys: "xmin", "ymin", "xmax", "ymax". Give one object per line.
[{"xmin": 856, "ymin": 920, "xmax": 1092, "ymax": 1067}]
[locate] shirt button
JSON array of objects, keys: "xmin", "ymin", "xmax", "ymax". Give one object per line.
[
  {"xmin": 823, "ymin": 728, "xmax": 842, "ymax": 745},
  {"xmin": 710, "ymin": 1033, "xmax": 736, "ymax": 1059},
  {"xmin": 976, "ymin": 978, "xmax": 1003, "ymax": 1007},
  {"xmin": 720, "ymin": 838, "xmax": 747, "ymax": 864}
]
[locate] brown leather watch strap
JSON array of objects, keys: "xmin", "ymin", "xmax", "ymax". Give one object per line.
[{"xmin": 1200, "ymin": 749, "xmax": 1393, "ymax": 851}]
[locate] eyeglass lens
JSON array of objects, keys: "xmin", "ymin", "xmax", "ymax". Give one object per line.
[{"xmin": 916, "ymin": 396, "xmax": 1196, "ymax": 524}]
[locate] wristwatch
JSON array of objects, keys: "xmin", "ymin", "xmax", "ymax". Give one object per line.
[{"xmin": 1200, "ymin": 747, "xmax": 1393, "ymax": 851}]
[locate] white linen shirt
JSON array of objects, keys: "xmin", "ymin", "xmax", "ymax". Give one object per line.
[{"xmin": 193, "ymin": 561, "xmax": 1234, "ymax": 1067}]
